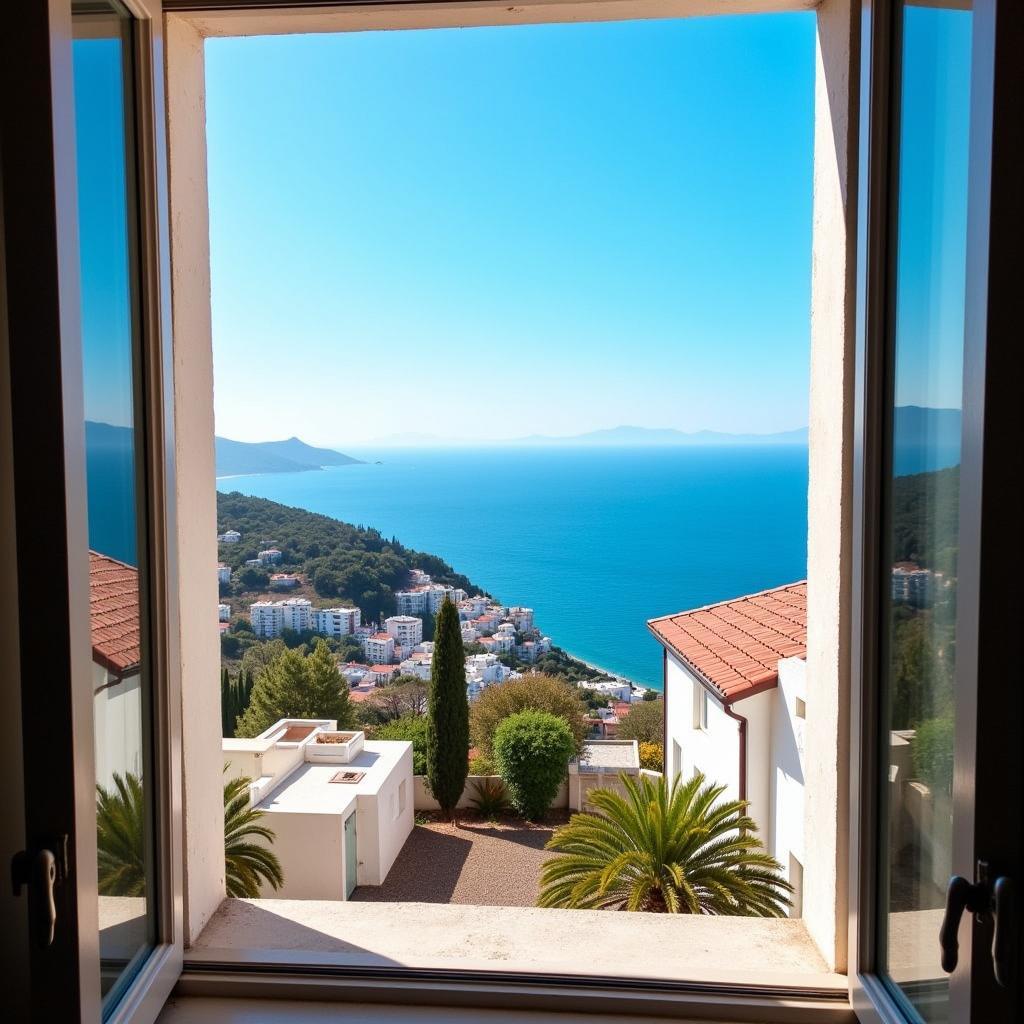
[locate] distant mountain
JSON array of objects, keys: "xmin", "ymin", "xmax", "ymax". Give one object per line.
[
  {"xmin": 215, "ymin": 436, "xmax": 363, "ymax": 477},
  {"xmin": 513, "ymin": 424, "xmax": 810, "ymax": 446}
]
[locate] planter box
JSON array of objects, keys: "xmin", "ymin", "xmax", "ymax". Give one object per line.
[{"xmin": 304, "ymin": 730, "xmax": 365, "ymax": 764}]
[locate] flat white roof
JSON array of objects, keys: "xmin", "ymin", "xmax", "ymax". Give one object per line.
[
  {"xmin": 256, "ymin": 740, "xmax": 410, "ymax": 816},
  {"xmin": 573, "ymin": 740, "xmax": 640, "ymax": 772}
]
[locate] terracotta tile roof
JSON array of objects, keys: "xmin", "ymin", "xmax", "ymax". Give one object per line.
[
  {"xmin": 647, "ymin": 581, "xmax": 806, "ymax": 703},
  {"xmin": 90, "ymin": 551, "xmax": 141, "ymax": 676}
]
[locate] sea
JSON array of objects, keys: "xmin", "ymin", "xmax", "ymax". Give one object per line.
[{"xmin": 217, "ymin": 446, "xmax": 811, "ymax": 691}]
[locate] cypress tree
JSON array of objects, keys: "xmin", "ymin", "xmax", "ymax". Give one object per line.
[
  {"xmin": 426, "ymin": 598, "xmax": 469, "ymax": 819},
  {"xmin": 220, "ymin": 668, "xmax": 234, "ymax": 737}
]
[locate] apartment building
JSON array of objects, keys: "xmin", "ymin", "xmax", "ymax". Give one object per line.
[
  {"xmin": 384, "ymin": 614, "xmax": 423, "ymax": 651},
  {"xmin": 312, "ymin": 606, "xmax": 361, "ymax": 638},
  {"xmin": 249, "ymin": 597, "xmax": 313, "ymax": 638},
  {"xmin": 362, "ymin": 632, "xmax": 396, "ymax": 665},
  {"xmin": 394, "ymin": 583, "xmax": 468, "ymax": 615},
  {"xmin": 218, "ymin": 529, "xmax": 241, "ymax": 543},
  {"xmin": 216, "ymin": 563, "xmax": 231, "ymax": 586}
]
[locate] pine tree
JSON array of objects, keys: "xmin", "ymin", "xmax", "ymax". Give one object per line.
[
  {"xmin": 235, "ymin": 641, "xmax": 354, "ymax": 738},
  {"xmin": 426, "ymin": 598, "xmax": 469, "ymax": 819}
]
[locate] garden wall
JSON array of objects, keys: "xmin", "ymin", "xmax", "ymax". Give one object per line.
[{"xmin": 413, "ymin": 774, "xmax": 568, "ymax": 812}]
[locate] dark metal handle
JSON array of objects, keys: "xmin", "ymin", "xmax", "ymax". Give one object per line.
[
  {"xmin": 992, "ymin": 876, "xmax": 1015, "ymax": 988},
  {"xmin": 940, "ymin": 875, "xmax": 986, "ymax": 974}
]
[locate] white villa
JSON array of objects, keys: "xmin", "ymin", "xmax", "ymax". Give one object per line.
[
  {"xmin": 649, "ymin": 582, "xmax": 808, "ymax": 915},
  {"xmin": 218, "ymin": 529, "xmax": 241, "ymax": 544},
  {"xmin": 223, "ymin": 719, "xmax": 413, "ymax": 900}
]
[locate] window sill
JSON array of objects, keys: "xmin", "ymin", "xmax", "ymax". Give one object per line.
[{"xmin": 174, "ymin": 898, "xmax": 851, "ymax": 1022}]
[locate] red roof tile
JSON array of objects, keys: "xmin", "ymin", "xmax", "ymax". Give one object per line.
[
  {"xmin": 90, "ymin": 551, "xmax": 141, "ymax": 676},
  {"xmin": 647, "ymin": 582, "xmax": 806, "ymax": 703}
]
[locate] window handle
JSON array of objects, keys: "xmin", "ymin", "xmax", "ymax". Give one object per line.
[
  {"xmin": 939, "ymin": 875, "xmax": 986, "ymax": 974},
  {"xmin": 940, "ymin": 864, "xmax": 1016, "ymax": 988},
  {"xmin": 991, "ymin": 875, "xmax": 1015, "ymax": 989},
  {"xmin": 11, "ymin": 837, "xmax": 67, "ymax": 948}
]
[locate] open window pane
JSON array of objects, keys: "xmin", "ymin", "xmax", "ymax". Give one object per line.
[
  {"xmin": 72, "ymin": 0, "xmax": 157, "ymax": 1010},
  {"xmin": 877, "ymin": 2, "xmax": 972, "ymax": 1020}
]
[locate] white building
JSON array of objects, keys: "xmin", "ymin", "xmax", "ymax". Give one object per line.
[
  {"xmin": 223, "ymin": 719, "xmax": 413, "ymax": 899},
  {"xmin": 258, "ymin": 548, "xmax": 283, "ymax": 565},
  {"xmin": 384, "ymin": 614, "xmax": 423, "ymax": 651},
  {"xmin": 394, "ymin": 584, "xmax": 468, "ymax": 616},
  {"xmin": 218, "ymin": 603, "xmax": 231, "ymax": 622},
  {"xmin": 216, "ymin": 563, "xmax": 231, "ymax": 586},
  {"xmin": 507, "ymin": 606, "xmax": 534, "ymax": 631},
  {"xmin": 341, "ymin": 662, "xmax": 370, "ymax": 686},
  {"xmin": 585, "ymin": 679, "xmax": 633, "ymax": 703},
  {"xmin": 465, "ymin": 652, "xmax": 513, "ymax": 686},
  {"xmin": 219, "ymin": 529, "xmax": 241, "ymax": 544},
  {"xmin": 457, "ymin": 595, "xmax": 490, "ymax": 619},
  {"xmin": 249, "ymin": 597, "xmax": 312, "ymax": 637},
  {"xmin": 649, "ymin": 581, "xmax": 808, "ymax": 916},
  {"xmin": 313, "ymin": 606, "xmax": 361, "ymax": 638},
  {"xmin": 399, "ymin": 653, "xmax": 432, "ymax": 680},
  {"xmin": 269, "ymin": 573, "xmax": 300, "ymax": 590},
  {"xmin": 363, "ymin": 632, "xmax": 396, "ymax": 665},
  {"xmin": 515, "ymin": 636, "xmax": 552, "ymax": 662}
]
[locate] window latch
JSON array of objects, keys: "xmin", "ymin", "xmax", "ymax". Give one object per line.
[
  {"xmin": 11, "ymin": 836, "xmax": 68, "ymax": 948},
  {"xmin": 940, "ymin": 860, "xmax": 1016, "ymax": 988}
]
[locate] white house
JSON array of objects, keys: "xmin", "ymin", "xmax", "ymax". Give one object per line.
[
  {"xmin": 465, "ymin": 652, "xmax": 513, "ymax": 686},
  {"xmin": 223, "ymin": 719, "xmax": 414, "ymax": 900},
  {"xmin": 90, "ymin": 552, "xmax": 143, "ymax": 791},
  {"xmin": 216, "ymin": 563, "xmax": 231, "ymax": 586},
  {"xmin": 312, "ymin": 606, "xmax": 361, "ymax": 638},
  {"xmin": 218, "ymin": 603, "xmax": 231, "ymax": 622},
  {"xmin": 258, "ymin": 548, "xmax": 283, "ymax": 565},
  {"xmin": 399, "ymin": 653, "xmax": 432, "ymax": 680},
  {"xmin": 649, "ymin": 581, "xmax": 808, "ymax": 916},
  {"xmin": 269, "ymin": 573, "xmax": 301, "ymax": 590},
  {"xmin": 218, "ymin": 529, "xmax": 241, "ymax": 544},
  {"xmin": 384, "ymin": 614, "xmax": 423, "ymax": 651},
  {"xmin": 363, "ymin": 632, "xmax": 396, "ymax": 664}
]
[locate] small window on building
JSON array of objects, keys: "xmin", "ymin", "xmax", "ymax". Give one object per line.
[
  {"xmin": 795, "ymin": 696, "xmax": 807, "ymax": 719},
  {"xmin": 693, "ymin": 686, "xmax": 709, "ymax": 730}
]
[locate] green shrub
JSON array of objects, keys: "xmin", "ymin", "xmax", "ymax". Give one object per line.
[
  {"xmin": 376, "ymin": 714, "xmax": 429, "ymax": 775},
  {"xmin": 493, "ymin": 710, "xmax": 575, "ymax": 821},
  {"xmin": 638, "ymin": 741, "xmax": 664, "ymax": 773},
  {"xmin": 913, "ymin": 715, "xmax": 954, "ymax": 794},
  {"xmin": 468, "ymin": 753, "xmax": 496, "ymax": 775},
  {"xmin": 469, "ymin": 777, "xmax": 509, "ymax": 820}
]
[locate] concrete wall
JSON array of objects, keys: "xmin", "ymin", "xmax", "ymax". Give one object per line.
[
  {"xmin": 260, "ymin": 809, "xmax": 347, "ymax": 902},
  {"xmin": 772, "ymin": 658, "xmax": 807, "ymax": 910},
  {"xmin": 92, "ymin": 665, "xmax": 143, "ymax": 790},
  {"xmin": 166, "ymin": 13, "xmax": 225, "ymax": 944},
  {"xmin": 413, "ymin": 775, "xmax": 569, "ymax": 812},
  {"xmin": 805, "ymin": 0, "xmax": 856, "ymax": 971},
  {"xmin": 740, "ymin": 689, "xmax": 775, "ymax": 843},
  {"xmin": 663, "ymin": 653, "xmax": 742, "ymax": 800},
  {"xmin": 357, "ymin": 743, "xmax": 414, "ymax": 885}
]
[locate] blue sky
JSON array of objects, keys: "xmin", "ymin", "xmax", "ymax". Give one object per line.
[{"xmin": 205, "ymin": 14, "xmax": 818, "ymax": 447}]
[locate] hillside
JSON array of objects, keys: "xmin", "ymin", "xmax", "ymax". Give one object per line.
[
  {"xmin": 216, "ymin": 491, "xmax": 482, "ymax": 620},
  {"xmin": 890, "ymin": 464, "xmax": 959, "ymax": 574},
  {"xmin": 215, "ymin": 435, "xmax": 363, "ymax": 477}
]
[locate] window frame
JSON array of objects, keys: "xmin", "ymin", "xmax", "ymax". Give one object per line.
[{"xmin": 161, "ymin": 2, "xmax": 859, "ymax": 1019}]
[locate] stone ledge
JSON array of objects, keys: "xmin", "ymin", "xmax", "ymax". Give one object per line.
[{"xmin": 190, "ymin": 899, "xmax": 844, "ymax": 991}]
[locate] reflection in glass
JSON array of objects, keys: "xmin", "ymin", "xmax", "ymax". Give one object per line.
[
  {"xmin": 880, "ymin": 3, "xmax": 971, "ymax": 1022},
  {"xmin": 72, "ymin": 0, "xmax": 154, "ymax": 1012}
]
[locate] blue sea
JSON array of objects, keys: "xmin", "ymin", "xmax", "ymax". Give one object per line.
[{"xmin": 218, "ymin": 446, "xmax": 811, "ymax": 690}]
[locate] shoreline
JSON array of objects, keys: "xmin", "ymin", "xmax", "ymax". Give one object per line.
[{"xmin": 555, "ymin": 646, "xmax": 660, "ymax": 694}]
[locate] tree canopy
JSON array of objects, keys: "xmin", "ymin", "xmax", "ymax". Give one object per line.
[
  {"xmin": 617, "ymin": 699, "xmax": 664, "ymax": 744},
  {"xmin": 235, "ymin": 639, "xmax": 355, "ymax": 737}
]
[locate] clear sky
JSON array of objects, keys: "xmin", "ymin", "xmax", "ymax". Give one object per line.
[{"xmin": 205, "ymin": 14, "xmax": 817, "ymax": 448}]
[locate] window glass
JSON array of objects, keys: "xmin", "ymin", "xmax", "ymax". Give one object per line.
[
  {"xmin": 878, "ymin": 3, "xmax": 972, "ymax": 1020},
  {"xmin": 72, "ymin": 0, "xmax": 156, "ymax": 1011}
]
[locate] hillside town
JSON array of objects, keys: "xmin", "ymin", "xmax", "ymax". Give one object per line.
[{"xmin": 217, "ymin": 532, "xmax": 650, "ymax": 706}]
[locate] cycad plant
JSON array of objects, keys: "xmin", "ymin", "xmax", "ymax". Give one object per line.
[
  {"xmin": 538, "ymin": 772, "xmax": 792, "ymax": 916},
  {"xmin": 96, "ymin": 772, "xmax": 147, "ymax": 896},
  {"xmin": 96, "ymin": 769, "xmax": 284, "ymax": 899},
  {"xmin": 223, "ymin": 772, "xmax": 284, "ymax": 897}
]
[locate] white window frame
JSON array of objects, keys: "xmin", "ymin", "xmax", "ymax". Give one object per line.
[{"xmin": 161, "ymin": 1, "xmax": 860, "ymax": 1020}]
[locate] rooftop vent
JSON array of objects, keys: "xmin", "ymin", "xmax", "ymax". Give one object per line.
[{"xmin": 329, "ymin": 771, "xmax": 365, "ymax": 785}]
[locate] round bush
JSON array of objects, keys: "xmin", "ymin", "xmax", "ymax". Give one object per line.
[
  {"xmin": 493, "ymin": 710, "xmax": 576, "ymax": 821},
  {"xmin": 374, "ymin": 714, "xmax": 428, "ymax": 775}
]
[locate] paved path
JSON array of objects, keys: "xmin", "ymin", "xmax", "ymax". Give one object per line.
[{"xmin": 352, "ymin": 815, "xmax": 568, "ymax": 906}]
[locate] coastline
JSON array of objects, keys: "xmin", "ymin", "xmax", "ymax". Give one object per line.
[{"xmin": 557, "ymin": 647, "xmax": 658, "ymax": 694}]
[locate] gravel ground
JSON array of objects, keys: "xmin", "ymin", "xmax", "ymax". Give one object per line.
[{"xmin": 352, "ymin": 812, "xmax": 569, "ymax": 906}]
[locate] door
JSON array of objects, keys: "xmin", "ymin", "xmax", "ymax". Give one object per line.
[
  {"xmin": 851, "ymin": 0, "xmax": 1023, "ymax": 1021},
  {"xmin": 345, "ymin": 812, "xmax": 358, "ymax": 898},
  {"xmin": 0, "ymin": 0, "xmax": 182, "ymax": 1020}
]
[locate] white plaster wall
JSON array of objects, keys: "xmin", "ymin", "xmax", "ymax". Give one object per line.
[
  {"xmin": 356, "ymin": 744, "xmax": 414, "ymax": 885},
  {"xmin": 92, "ymin": 666, "xmax": 143, "ymax": 790},
  {"xmin": 772, "ymin": 659, "xmax": 807, "ymax": 905},
  {"xmin": 739, "ymin": 688, "xmax": 775, "ymax": 843},
  {"xmin": 260, "ymin": 810, "xmax": 347, "ymax": 902},
  {"xmin": 412, "ymin": 775, "xmax": 569, "ymax": 812},
  {"xmin": 166, "ymin": 15, "xmax": 225, "ymax": 943},
  {"xmin": 663, "ymin": 653, "xmax": 741, "ymax": 800},
  {"xmin": 806, "ymin": 0, "xmax": 856, "ymax": 971}
]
